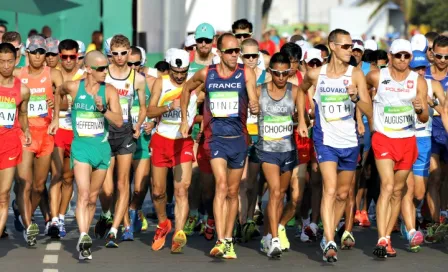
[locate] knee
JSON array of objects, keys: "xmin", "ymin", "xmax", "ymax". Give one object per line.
[
  {"xmin": 175, "ymin": 184, "xmax": 189, "ymax": 199},
  {"xmin": 77, "ymin": 191, "xmax": 89, "ymax": 204},
  {"xmin": 323, "ymin": 187, "xmax": 337, "ymax": 199},
  {"xmin": 414, "ymin": 191, "xmax": 425, "ymax": 202},
  {"xmin": 336, "ymin": 191, "xmax": 349, "ymax": 202},
  {"xmin": 0, "ymin": 192, "xmax": 10, "ymax": 206},
  {"xmin": 270, "ymin": 189, "xmax": 282, "ymax": 201},
  {"xmin": 32, "ymin": 183, "xmax": 45, "ymax": 195},
  {"xmin": 227, "ymin": 187, "xmax": 239, "ymax": 200},
  {"xmin": 391, "ymin": 189, "xmax": 403, "ymax": 200},
  {"xmin": 116, "ymin": 178, "xmax": 130, "ymax": 191},
  {"xmin": 380, "ymin": 181, "xmax": 394, "ymax": 196},
  {"xmin": 61, "ymin": 173, "xmax": 73, "ymax": 187},
  {"xmin": 215, "ymin": 182, "xmax": 228, "ymax": 197},
  {"xmin": 152, "ymin": 190, "xmax": 166, "ymax": 202}
]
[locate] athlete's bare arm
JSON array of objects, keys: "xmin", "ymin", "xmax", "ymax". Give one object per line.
[
  {"xmin": 59, "ymin": 80, "xmax": 79, "ymax": 98},
  {"xmin": 245, "ymin": 65, "xmax": 259, "ymax": 114},
  {"xmin": 351, "ymin": 68, "xmax": 372, "ymax": 120},
  {"xmin": 442, "ymin": 90, "xmax": 448, "ymax": 133},
  {"xmin": 431, "ymin": 80, "xmax": 445, "ymax": 115},
  {"xmin": 180, "ymin": 67, "xmax": 207, "ymax": 124},
  {"xmin": 12, "ymin": 67, "xmax": 21, "ymax": 77},
  {"xmin": 415, "ymin": 76, "xmax": 429, "ymax": 123},
  {"xmin": 146, "ymin": 75, "xmax": 157, "ymax": 91},
  {"xmin": 19, "ymin": 83, "xmax": 31, "ymax": 146},
  {"xmin": 296, "ymin": 68, "xmax": 318, "ymax": 137},
  {"xmin": 104, "ymin": 83, "xmax": 124, "ymax": 128},
  {"xmin": 134, "ymin": 72, "xmax": 148, "ymax": 137},
  {"xmin": 47, "ymin": 68, "xmax": 64, "ymax": 134},
  {"xmin": 147, "ymin": 78, "xmax": 171, "ymax": 119},
  {"xmin": 365, "ymin": 69, "xmax": 380, "ymax": 96}
]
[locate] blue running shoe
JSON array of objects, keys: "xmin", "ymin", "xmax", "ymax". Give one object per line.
[
  {"xmin": 59, "ymin": 219, "xmax": 66, "ymax": 238},
  {"xmin": 121, "ymin": 227, "xmax": 134, "ymax": 241},
  {"xmin": 401, "ymin": 221, "xmax": 409, "ymax": 240},
  {"xmin": 105, "ymin": 231, "xmax": 119, "ymax": 248},
  {"xmin": 128, "ymin": 210, "xmax": 136, "ymax": 233},
  {"xmin": 12, "ymin": 200, "xmax": 23, "ymax": 232},
  {"xmin": 133, "ymin": 209, "xmax": 142, "ymax": 233}
]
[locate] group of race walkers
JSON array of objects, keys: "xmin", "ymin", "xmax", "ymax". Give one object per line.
[{"xmin": 1, "ymin": 18, "xmax": 448, "ymax": 263}]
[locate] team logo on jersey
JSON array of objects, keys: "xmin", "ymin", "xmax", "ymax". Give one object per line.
[
  {"xmin": 209, "ymin": 73, "xmax": 215, "ymax": 79},
  {"xmin": 382, "ymin": 79, "xmax": 391, "ymax": 85},
  {"xmin": 125, "ymin": 83, "xmax": 130, "ymax": 89},
  {"xmin": 235, "ymin": 72, "xmax": 242, "ymax": 79},
  {"xmin": 407, "ymin": 80, "xmax": 414, "ymax": 89},
  {"xmin": 320, "ymin": 80, "xmax": 325, "ymax": 85},
  {"xmin": 343, "ymin": 79, "xmax": 349, "ymax": 86},
  {"xmin": 40, "ymin": 77, "xmax": 47, "ymax": 83},
  {"xmin": 21, "ymin": 78, "xmax": 28, "ymax": 84}
]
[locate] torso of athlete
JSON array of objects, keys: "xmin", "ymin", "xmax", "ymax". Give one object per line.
[
  {"xmin": 0, "ymin": 77, "xmax": 22, "ymax": 135},
  {"xmin": 373, "ymin": 67, "xmax": 418, "ymax": 138},
  {"xmin": 415, "ymin": 79, "xmax": 434, "ymax": 138},
  {"xmin": 59, "ymin": 68, "xmax": 85, "ymax": 131},
  {"xmin": 203, "ymin": 63, "xmax": 248, "ymax": 139},
  {"xmin": 424, "ymin": 66, "xmax": 448, "ymax": 135},
  {"xmin": 313, "ymin": 64, "xmax": 358, "ymax": 148}
]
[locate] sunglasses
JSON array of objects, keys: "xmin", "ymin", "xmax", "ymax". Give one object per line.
[
  {"xmin": 196, "ymin": 38, "xmax": 213, "ymax": 44},
  {"xmin": 307, "ymin": 59, "xmax": 323, "ymax": 67},
  {"xmin": 221, "ymin": 48, "xmax": 241, "ymax": 54},
  {"xmin": 185, "ymin": 46, "xmax": 194, "ymax": 51},
  {"xmin": 29, "ymin": 48, "xmax": 46, "ymax": 55},
  {"xmin": 60, "ymin": 54, "xmax": 77, "ymax": 60},
  {"xmin": 78, "ymin": 56, "xmax": 85, "ymax": 60},
  {"xmin": 378, "ymin": 65, "xmax": 387, "ymax": 69},
  {"xmin": 334, "ymin": 43, "xmax": 354, "ymax": 50},
  {"xmin": 393, "ymin": 53, "xmax": 411, "ymax": 59},
  {"xmin": 241, "ymin": 53, "xmax": 259, "ymax": 59},
  {"xmin": 111, "ymin": 50, "xmax": 128, "ymax": 56},
  {"xmin": 46, "ymin": 52, "xmax": 58, "ymax": 57},
  {"xmin": 433, "ymin": 53, "xmax": 448, "ymax": 61},
  {"xmin": 91, "ymin": 65, "xmax": 109, "ymax": 72},
  {"xmin": 234, "ymin": 33, "xmax": 252, "ymax": 39},
  {"xmin": 269, "ymin": 68, "xmax": 290, "ymax": 77},
  {"xmin": 127, "ymin": 61, "xmax": 142, "ymax": 67}
]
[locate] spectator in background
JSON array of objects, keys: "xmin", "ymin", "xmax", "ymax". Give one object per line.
[
  {"xmin": 289, "ymin": 34, "xmax": 304, "ymax": 43},
  {"xmin": 314, "ymin": 44, "xmax": 329, "ymax": 64},
  {"xmin": 259, "ymin": 30, "xmax": 276, "ymax": 56},
  {"xmin": 425, "ymin": 31, "xmax": 439, "ymax": 64},
  {"xmin": 184, "ymin": 34, "xmax": 196, "ymax": 53},
  {"xmin": 2, "ymin": 31, "xmax": 26, "ymax": 68},
  {"xmin": 42, "ymin": 26, "xmax": 52, "ymax": 38},
  {"xmin": 86, "ymin": 30, "xmax": 103, "ymax": 52},
  {"xmin": 0, "ymin": 24, "xmax": 7, "ymax": 43},
  {"xmin": 28, "ymin": 29, "xmax": 38, "ymax": 38},
  {"xmin": 375, "ymin": 50, "xmax": 388, "ymax": 69}
]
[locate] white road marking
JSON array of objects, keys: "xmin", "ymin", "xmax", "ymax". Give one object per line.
[
  {"xmin": 43, "ymin": 254, "xmax": 58, "ymax": 264},
  {"xmin": 43, "ymin": 269, "xmax": 58, "ymax": 272},
  {"xmin": 46, "ymin": 242, "xmax": 61, "ymax": 251}
]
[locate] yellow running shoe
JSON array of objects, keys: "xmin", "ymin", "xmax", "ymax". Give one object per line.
[
  {"xmin": 171, "ymin": 230, "xmax": 187, "ymax": 253},
  {"xmin": 223, "ymin": 240, "xmax": 237, "ymax": 259},
  {"xmin": 184, "ymin": 215, "xmax": 198, "ymax": 236},
  {"xmin": 278, "ymin": 225, "xmax": 290, "ymax": 251},
  {"xmin": 139, "ymin": 211, "xmax": 148, "ymax": 231},
  {"xmin": 210, "ymin": 240, "xmax": 226, "ymax": 257}
]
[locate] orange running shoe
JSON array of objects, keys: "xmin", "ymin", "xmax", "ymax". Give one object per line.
[
  {"xmin": 171, "ymin": 230, "xmax": 187, "ymax": 253},
  {"xmin": 152, "ymin": 219, "xmax": 172, "ymax": 251},
  {"xmin": 354, "ymin": 210, "xmax": 362, "ymax": 226},
  {"xmin": 360, "ymin": 210, "xmax": 371, "ymax": 227},
  {"xmin": 204, "ymin": 218, "xmax": 216, "ymax": 241},
  {"xmin": 386, "ymin": 238, "xmax": 396, "ymax": 257}
]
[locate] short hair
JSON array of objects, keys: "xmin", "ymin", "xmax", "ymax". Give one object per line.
[
  {"xmin": 155, "ymin": 61, "xmax": 169, "ymax": 72},
  {"xmin": 130, "ymin": 46, "xmax": 142, "ymax": 58},
  {"xmin": 110, "ymin": 34, "xmax": 131, "ymax": 49},
  {"xmin": 433, "ymin": 35, "xmax": 448, "ymax": 50},
  {"xmin": 362, "ymin": 49, "xmax": 376, "ymax": 63},
  {"xmin": 260, "ymin": 49, "xmax": 270, "ymax": 56},
  {"xmin": 280, "ymin": 42, "xmax": 302, "ymax": 62},
  {"xmin": 28, "ymin": 29, "xmax": 38, "ymax": 37},
  {"xmin": 241, "ymin": 38, "xmax": 259, "ymax": 50},
  {"xmin": 2, "ymin": 31, "xmax": 21, "ymax": 44},
  {"xmin": 0, "ymin": 43, "xmax": 17, "ymax": 59},
  {"xmin": 217, "ymin": 33, "xmax": 236, "ymax": 50},
  {"xmin": 314, "ymin": 44, "xmax": 329, "ymax": 56},
  {"xmin": 231, "ymin": 19, "xmax": 253, "ymax": 33},
  {"xmin": 0, "ymin": 24, "xmax": 7, "ymax": 32},
  {"xmin": 269, "ymin": 52, "xmax": 291, "ymax": 68},
  {"xmin": 425, "ymin": 32, "xmax": 439, "ymax": 43},
  {"xmin": 375, "ymin": 50, "xmax": 388, "ymax": 63},
  {"xmin": 58, "ymin": 39, "xmax": 79, "ymax": 53},
  {"xmin": 328, "ymin": 28, "xmax": 350, "ymax": 44},
  {"xmin": 289, "ymin": 35, "xmax": 304, "ymax": 43}
]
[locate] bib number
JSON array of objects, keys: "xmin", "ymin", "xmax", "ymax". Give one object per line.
[
  {"xmin": 209, "ymin": 91, "xmax": 239, "ymax": 117},
  {"xmin": 120, "ymin": 98, "xmax": 129, "ymax": 123},
  {"xmin": 263, "ymin": 115, "xmax": 293, "ymax": 141},
  {"xmin": 76, "ymin": 112, "xmax": 105, "ymax": 137},
  {"xmin": 383, "ymin": 106, "xmax": 414, "ymax": 132},
  {"xmin": 28, "ymin": 94, "xmax": 48, "ymax": 118},
  {"xmin": 321, "ymin": 94, "xmax": 352, "ymax": 122},
  {"xmin": 0, "ymin": 101, "xmax": 16, "ymax": 128}
]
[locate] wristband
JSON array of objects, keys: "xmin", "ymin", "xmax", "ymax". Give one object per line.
[
  {"xmin": 415, "ymin": 108, "xmax": 423, "ymax": 115},
  {"xmin": 351, "ymin": 96, "xmax": 360, "ymax": 103},
  {"xmin": 100, "ymin": 107, "xmax": 107, "ymax": 114}
]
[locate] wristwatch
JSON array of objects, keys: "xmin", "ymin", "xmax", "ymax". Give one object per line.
[
  {"xmin": 430, "ymin": 99, "xmax": 439, "ymax": 108},
  {"xmin": 100, "ymin": 107, "xmax": 107, "ymax": 114},
  {"xmin": 351, "ymin": 96, "xmax": 360, "ymax": 103}
]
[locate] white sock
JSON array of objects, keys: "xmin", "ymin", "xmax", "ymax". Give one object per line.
[
  {"xmin": 278, "ymin": 224, "xmax": 285, "ymax": 230},
  {"xmin": 59, "ymin": 214, "xmax": 65, "ymax": 221},
  {"xmin": 80, "ymin": 232, "xmax": 87, "ymax": 237},
  {"xmin": 110, "ymin": 227, "xmax": 118, "ymax": 236},
  {"xmin": 52, "ymin": 217, "xmax": 58, "ymax": 223},
  {"xmin": 409, "ymin": 228, "xmax": 416, "ymax": 235},
  {"xmin": 302, "ymin": 217, "xmax": 311, "ymax": 227},
  {"xmin": 266, "ymin": 233, "xmax": 272, "ymax": 240},
  {"xmin": 101, "ymin": 210, "xmax": 111, "ymax": 218}
]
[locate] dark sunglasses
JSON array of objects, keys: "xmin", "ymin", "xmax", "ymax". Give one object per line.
[
  {"xmin": 60, "ymin": 54, "xmax": 77, "ymax": 60},
  {"xmin": 111, "ymin": 50, "xmax": 128, "ymax": 56},
  {"xmin": 127, "ymin": 61, "xmax": 142, "ymax": 67},
  {"xmin": 307, "ymin": 59, "xmax": 322, "ymax": 67},
  {"xmin": 393, "ymin": 53, "xmax": 411, "ymax": 59},
  {"xmin": 434, "ymin": 53, "xmax": 448, "ymax": 60},
  {"xmin": 46, "ymin": 52, "xmax": 58, "ymax": 57},
  {"xmin": 91, "ymin": 65, "xmax": 109, "ymax": 72},
  {"xmin": 378, "ymin": 65, "xmax": 387, "ymax": 69},
  {"xmin": 185, "ymin": 46, "xmax": 194, "ymax": 51},
  {"xmin": 234, "ymin": 33, "xmax": 252, "ymax": 39},
  {"xmin": 221, "ymin": 48, "xmax": 241, "ymax": 55},
  {"xmin": 78, "ymin": 56, "xmax": 85, "ymax": 60},
  {"xmin": 29, "ymin": 48, "xmax": 46, "ymax": 55},
  {"xmin": 334, "ymin": 43, "xmax": 354, "ymax": 50},
  {"xmin": 241, "ymin": 53, "xmax": 259, "ymax": 59},
  {"xmin": 196, "ymin": 38, "xmax": 213, "ymax": 44},
  {"xmin": 269, "ymin": 68, "xmax": 290, "ymax": 77}
]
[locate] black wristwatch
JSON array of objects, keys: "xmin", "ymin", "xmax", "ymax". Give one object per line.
[
  {"xmin": 99, "ymin": 107, "xmax": 107, "ymax": 114},
  {"xmin": 415, "ymin": 108, "xmax": 423, "ymax": 115},
  {"xmin": 351, "ymin": 96, "xmax": 360, "ymax": 103},
  {"xmin": 430, "ymin": 99, "xmax": 439, "ymax": 108}
]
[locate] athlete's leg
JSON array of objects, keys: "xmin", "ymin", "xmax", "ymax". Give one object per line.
[
  {"xmin": 310, "ymin": 161, "xmax": 322, "ymax": 224},
  {"xmin": 151, "ymin": 165, "xmax": 168, "ymax": 222},
  {"xmin": 15, "ymin": 150, "xmax": 35, "ymax": 228},
  {"xmin": 49, "ymin": 147, "xmax": 64, "ymax": 219},
  {"xmin": 111, "ymin": 153, "xmax": 133, "ymax": 229},
  {"xmin": 385, "ymin": 170, "xmax": 410, "ymax": 236},
  {"xmin": 59, "ymin": 157, "xmax": 74, "ymax": 216},
  {"xmin": 246, "ymin": 162, "xmax": 260, "ymax": 221},
  {"xmin": 427, "ymin": 154, "xmax": 441, "ymax": 222},
  {"xmin": 201, "ymin": 172, "xmax": 215, "ymax": 218},
  {"xmin": 280, "ymin": 164, "xmax": 306, "ymax": 225},
  {"xmin": 31, "ymin": 154, "xmax": 52, "ymax": 214},
  {"xmin": 0, "ymin": 167, "xmax": 15, "ymax": 234},
  {"xmin": 129, "ymin": 159, "xmax": 150, "ymax": 210},
  {"xmin": 344, "ymin": 169, "xmax": 360, "ymax": 232},
  {"xmin": 238, "ymin": 158, "xmax": 250, "ymax": 224},
  {"xmin": 173, "ymin": 161, "xmax": 193, "ymax": 231},
  {"xmin": 224, "ymin": 166, "xmax": 245, "ymax": 239},
  {"xmin": 87, "ymin": 169, "xmax": 108, "ymax": 227},
  {"xmin": 333, "ymin": 170, "xmax": 355, "ymax": 229},
  {"xmin": 99, "ymin": 157, "xmax": 115, "ymax": 214},
  {"xmin": 211, "ymin": 158, "xmax": 229, "ymax": 240},
  {"xmin": 74, "ymin": 161, "xmax": 93, "ymax": 234}
]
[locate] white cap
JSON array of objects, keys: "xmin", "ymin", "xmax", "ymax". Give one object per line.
[
  {"xmin": 164, "ymin": 48, "xmax": 177, "ymax": 62},
  {"xmin": 352, "ymin": 36, "xmax": 364, "ymax": 52},
  {"xmin": 104, "ymin": 37, "xmax": 113, "ymax": 55},
  {"xmin": 169, "ymin": 49, "xmax": 190, "ymax": 69},
  {"xmin": 295, "ymin": 40, "xmax": 312, "ymax": 61},
  {"xmin": 411, "ymin": 34, "xmax": 428, "ymax": 52},
  {"xmin": 185, "ymin": 34, "xmax": 196, "ymax": 48},
  {"xmin": 390, "ymin": 39, "xmax": 412, "ymax": 54},
  {"xmin": 364, "ymin": 39, "xmax": 378, "ymax": 51},
  {"xmin": 136, "ymin": 46, "xmax": 146, "ymax": 66},
  {"xmin": 304, "ymin": 48, "xmax": 323, "ymax": 63},
  {"xmin": 76, "ymin": 40, "xmax": 86, "ymax": 54}
]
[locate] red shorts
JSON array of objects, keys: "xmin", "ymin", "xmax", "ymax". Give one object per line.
[
  {"xmin": 294, "ymin": 130, "xmax": 315, "ymax": 165},
  {"xmin": 197, "ymin": 143, "xmax": 213, "ymax": 174},
  {"xmin": 54, "ymin": 128, "xmax": 73, "ymax": 158},
  {"xmin": 150, "ymin": 133, "xmax": 195, "ymax": 168},
  {"xmin": 24, "ymin": 126, "xmax": 54, "ymax": 158},
  {"xmin": 0, "ymin": 129, "xmax": 23, "ymax": 170},
  {"xmin": 372, "ymin": 132, "xmax": 418, "ymax": 171}
]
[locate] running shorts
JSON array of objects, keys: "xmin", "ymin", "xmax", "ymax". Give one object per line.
[
  {"xmin": 362, "ymin": 115, "xmax": 371, "ymax": 152},
  {"xmin": 207, "ymin": 135, "xmax": 247, "ymax": 169},
  {"xmin": 24, "ymin": 126, "xmax": 54, "ymax": 158},
  {"xmin": 70, "ymin": 139, "xmax": 111, "ymax": 170},
  {"xmin": 0, "ymin": 129, "xmax": 23, "ymax": 170},
  {"xmin": 431, "ymin": 131, "xmax": 448, "ymax": 162},
  {"xmin": 150, "ymin": 132, "xmax": 195, "ymax": 168},
  {"xmin": 54, "ymin": 128, "xmax": 73, "ymax": 158},
  {"xmin": 372, "ymin": 132, "xmax": 418, "ymax": 171},
  {"xmin": 197, "ymin": 142, "xmax": 213, "ymax": 174},
  {"xmin": 257, "ymin": 149, "xmax": 297, "ymax": 173},
  {"xmin": 133, "ymin": 134, "xmax": 151, "ymax": 160},
  {"xmin": 314, "ymin": 142, "xmax": 359, "ymax": 171},
  {"xmin": 413, "ymin": 136, "xmax": 431, "ymax": 177},
  {"xmin": 294, "ymin": 129, "xmax": 315, "ymax": 165},
  {"xmin": 109, "ymin": 135, "xmax": 137, "ymax": 157}
]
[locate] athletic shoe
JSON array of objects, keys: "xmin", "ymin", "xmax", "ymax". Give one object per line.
[
  {"xmin": 408, "ymin": 230, "xmax": 423, "ymax": 252},
  {"xmin": 400, "ymin": 220, "xmax": 409, "ymax": 240},
  {"xmin": 252, "ymin": 225, "xmax": 261, "ymax": 238},
  {"xmin": 94, "ymin": 215, "xmax": 109, "ymax": 239},
  {"xmin": 341, "ymin": 230, "xmax": 355, "ymax": 250},
  {"xmin": 223, "ymin": 240, "xmax": 237, "ymax": 259},
  {"xmin": 24, "ymin": 223, "xmax": 39, "ymax": 246},
  {"xmin": 129, "ymin": 209, "xmax": 138, "ymax": 233},
  {"xmin": 44, "ymin": 221, "xmax": 50, "ymax": 236},
  {"xmin": 105, "ymin": 231, "xmax": 119, "ymax": 248},
  {"xmin": 322, "ymin": 240, "xmax": 338, "ymax": 262},
  {"xmin": 77, "ymin": 234, "xmax": 92, "ymax": 260},
  {"xmin": 233, "ymin": 221, "xmax": 242, "ymax": 243},
  {"xmin": 121, "ymin": 227, "xmax": 134, "ymax": 241},
  {"xmin": 204, "ymin": 218, "xmax": 216, "ymax": 241},
  {"xmin": 194, "ymin": 218, "xmax": 204, "ymax": 233},
  {"xmin": 12, "ymin": 200, "xmax": 23, "ymax": 232},
  {"xmin": 278, "ymin": 225, "xmax": 290, "ymax": 251},
  {"xmin": 242, "ymin": 220, "xmax": 256, "ymax": 243},
  {"xmin": 373, "ymin": 237, "xmax": 388, "ymax": 258},
  {"xmin": 286, "ymin": 217, "xmax": 295, "ymax": 228},
  {"xmin": 1, "ymin": 229, "xmax": 8, "ymax": 238},
  {"xmin": 267, "ymin": 237, "xmax": 282, "ymax": 259},
  {"xmin": 171, "ymin": 230, "xmax": 187, "ymax": 253},
  {"xmin": 386, "ymin": 238, "xmax": 396, "ymax": 257},
  {"xmin": 134, "ymin": 210, "xmax": 143, "ymax": 233},
  {"xmin": 254, "ymin": 209, "xmax": 264, "ymax": 226},
  {"xmin": 260, "ymin": 237, "xmax": 269, "ymax": 253},
  {"xmin": 137, "ymin": 210, "xmax": 148, "ymax": 231},
  {"xmin": 152, "ymin": 219, "xmax": 172, "ymax": 251},
  {"xmin": 354, "ymin": 210, "xmax": 362, "ymax": 226},
  {"xmin": 359, "ymin": 210, "xmax": 371, "ymax": 227},
  {"xmin": 183, "ymin": 215, "xmax": 197, "ymax": 236},
  {"xmin": 58, "ymin": 220, "xmax": 66, "ymax": 238},
  {"xmin": 48, "ymin": 221, "xmax": 60, "ymax": 239},
  {"xmin": 166, "ymin": 203, "xmax": 175, "ymax": 220},
  {"xmin": 210, "ymin": 240, "xmax": 226, "ymax": 257}
]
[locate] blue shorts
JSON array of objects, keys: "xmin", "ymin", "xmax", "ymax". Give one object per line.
[
  {"xmin": 413, "ymin": 136, "xmax": 431, "ymax": 177},
  {"xmin": 257, "ymin": 149, "xmax": 297, "ymax": 173},
  {"xmin": 431, "ymin": 131, "xmax": 448, "ymax": 162},
  {"xmin": 314, "ymin": 143, "xmax": 360, "ymax": 171},
  {"xmin": 208, "ymin": 136, "xmax": 247, "ymax": 169},
  {"xmin": 362, "ymin": 115, "xmax": 371, "ymax": 152}
]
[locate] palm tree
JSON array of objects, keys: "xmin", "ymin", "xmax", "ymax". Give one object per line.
[
  {"xmin": 357, "ymin": 0, "xmax": 415, "ymax": 37},
  {"xmin": 261, "ymin": 0, "xmax": 272, "ymax": 32}
]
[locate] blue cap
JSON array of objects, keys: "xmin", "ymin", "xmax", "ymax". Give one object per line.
[
  {"xmin": 410, "ymin": 50, "xmax": 429, "ymax": 69},
  {"xmin": 195, "ymin": 23, "xmax": 215, "ymax": 40}
]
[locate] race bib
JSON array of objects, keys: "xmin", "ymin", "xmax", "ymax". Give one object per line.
[
  {"xmin": 209, "ymin": 91, "xmax": 239, "ymax": 117},
  {"xmin": 76, "ymin": 111, "xmax": 105, "ymax": 137},
  {"xmin": 161, "ymin": 108, "xmax": 183, "ymax": 125},
  {"xmin": 131, "ymin": 105, "xmax": 147, "ymax": 130},
  {"xmin": 28, "ymin": 94, "xmax": 48, "ymax": 118},
  {"xmin": 383, "ymin": 105, "xmax": 414, "ymax": 132},
  {"xmin": 0, "ymin": 100, "xmax": 16, "ymax": 128},
  {"xmin": 263, "ymin": 115, "xmax": 293, "ymax": 141},
  {"xmin": 120, "ymin": 98, "xmax": 129, "ymax": 123},
  {"xmin": 59, "ymin": 111, "xmax": 72, "ymax": 130},
  {"xmin": 321, "ymin": 94, "xmax": 352, "ymax": 122},
  {"xmin": 247, "ymin": 108, "xmax": 258, "ymax": 135}
]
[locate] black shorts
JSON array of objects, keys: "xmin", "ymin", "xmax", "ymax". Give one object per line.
[{"xmin": 109, "ymin": 136, "xmax": 137, "ymax": 156}]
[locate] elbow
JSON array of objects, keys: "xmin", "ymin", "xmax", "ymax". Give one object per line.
[
  {"xmin": 115, "ymin": 118, "xmax": 124, "ymax": 128},
  {"xmin": 146, "ymin": 107, "xmax": 157, "ymax": 119}
]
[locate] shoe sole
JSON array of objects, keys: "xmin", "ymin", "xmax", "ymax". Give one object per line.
[
  {"xmin": 152, "ymin": 239, "xmax": 166, "ymax": 251},
  {"xmin": 386, "ymin": 251, "xmax": 397, "ymax": 257},
  {"xmin": 49, "ymin": 227, "xmax": 60, "ymax": 239},
  {"xmin": 26, "ymin": 224, "xmax": 39, "ymax": 246},
  {"xmin": 105, "ymin": 241, "xmax": 119, "ymax": 248},
  {"xmin": 171, "ymin": 234, "xmax": 187, "ymax": 253},
  {"xmin": 210, "ymin": 247, "xmax": 224, "ymax": 257},
  {"xmin": 373, "ymin": 245, "xmax": 387, "ymax": 258},
  {"xmin": 409, "ymin": 245, "xmax": 421, "ymax": 253},
  {"xmin": 223, "ymin": 255, "xmax": 237, "ymax": 259},
  {"xmin": 268, "ymin": 248, "xmax": 282, "ymax": 259},
  {"xmin": 323, "ymin": 249, "xmax": 337, "ymax": 263},
  {"xmin": 341, "ymin": 237, "xmax": 355, "ymax": 250}
]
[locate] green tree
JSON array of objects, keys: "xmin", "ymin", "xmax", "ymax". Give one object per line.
[{"xmin": 414, "ymin": 0, "xmax": 448, "ymax": 32}]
